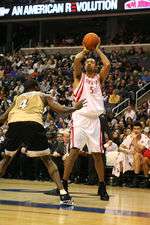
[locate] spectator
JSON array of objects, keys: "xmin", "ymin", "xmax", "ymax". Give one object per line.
[
  {"xmin": 140, "ymin": 70, "xmax": 150, "ymax": 83},
  {"xmin": 124, "ymin": 106, "xmax": 137, "ymax": 122},
  {"xmin": 104, "ymin": 139, "xmax": 118, "ymax": 167},
  {"xmin": 112, "ymin": 121, "xmax": 150, "ymax": 187},
  {"xmin": 108, "ymin": 89, "xmax": 121, "ymax": 106},
  {"xmin": 143, "ymin": 127, "xmax": 150, "ymax": 138}
]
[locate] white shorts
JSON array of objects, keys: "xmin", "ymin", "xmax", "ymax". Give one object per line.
[{"xmin": 70, "ymin": 114, "xmax": 104, "ymax": 154}]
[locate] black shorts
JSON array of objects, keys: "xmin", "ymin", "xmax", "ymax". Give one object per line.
[{"xmin": 5, "ymin": 122, "xmax": 49, "ymax": 153}]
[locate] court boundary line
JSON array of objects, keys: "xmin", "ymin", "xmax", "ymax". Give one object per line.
[{"xmin": 0, "ymin": 199, "xmax": 150, "ymax": 218}]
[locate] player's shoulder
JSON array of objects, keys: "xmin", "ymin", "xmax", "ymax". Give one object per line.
[
  {"xmin": 73, "ymin": 73, "xmax": 85, "ymax": 88},
  {"xmin": 20, "ymin": 91, "xmax": 44, "ymax": 97},
  {"xmin": 141, "ymin": 133, "xmax": 149, "ymax": 141},
  {"xmin": 124, "ymin": 134, "xmax": 132, "ymax": 142}
]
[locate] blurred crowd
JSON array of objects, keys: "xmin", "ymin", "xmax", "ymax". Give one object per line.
[
  {"xmin": 0, "ymin": 46, "xmax": 149, "ymax": 187},
  {"xmin": 0, "ymin": 46, "xmax": 149, "ymax": 110}
]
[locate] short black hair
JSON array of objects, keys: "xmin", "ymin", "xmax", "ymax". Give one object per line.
[
  {"xmin": 132, "ymin": 121, "xmax": 142, "ymax": 129},
  {"xmin": 24, "ymin": 79, "xmax": 39, "ymax": 92}
]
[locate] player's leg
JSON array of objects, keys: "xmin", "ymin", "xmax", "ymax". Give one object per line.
[
  {"xmin": 92, "ymin": 153, "xmax": 105, "ymax": 182},
  {"xmin": 88, "ymin": 117, "xmax": 109, "ymax": 201},
  {"xmin": 130, "ymin": 152, "xmax": 142, "ymax": 187},
  {"xmin": 92, "ymin": 153, "xmax": 109, "ymax": 201},
  {"xmin": 133, "ymin": 152, "xmax": 142, "ymax": 174},
  {"xmin": 0, "ymin": 123, "xmax": 21, "ymax": 177},
  {"xmin": 24, "ymin": 122, "xmax": 73, "ymax": 205},
  {"xmin": 0, "ymin": 153, "xmax": 15, "ymax": 177},
  {"xmin": 143, "ymin": 157, "xmax": 150, "ymax": 176},
  {"xmin": 141, "ymin": 157, "xmax": 150, "ymax": 187},
  {"xmin": 62, "ymin": 147, "xmax": 80, "ymax": 191},
  {"xmin": 62, "ymin": 124, "xmax": 86, "ymax": 192},
  {"xmin": 41, "ymin": 155, "xmax": 73, "ymax": 205}
]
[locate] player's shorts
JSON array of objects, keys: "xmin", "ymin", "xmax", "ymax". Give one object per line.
[
  {"xmin": 5, "ymin": 121, "xmax": 50, "ymax": 157},
  {"xmin": 70, "ymin": 114, "xmax": 104, "ymax": 154}
]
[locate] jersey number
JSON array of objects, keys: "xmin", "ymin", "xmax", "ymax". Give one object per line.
[
  {"xmin": 90, "ymin": 86, "xmax": 94, "ymax": 94},
  {"xmin": 19, "ymin": 99, "xmax": 28, "ymax": 109}
]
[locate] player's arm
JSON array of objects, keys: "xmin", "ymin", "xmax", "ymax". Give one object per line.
[
  {"xmin": 95, "ymin": 47, "xmax": 111, "ymax": 84},
  {"xmin": 0, "ymin": 101, "xmax": 15, "ymax": 125},
  {"xmin": 118, "ymin": 144, "xmax": 129, "ymax": 154},
  {"xmin": 73, "ymin": 48, "xmax": 89, "ymax": 81},
  {"xmin": 43, "ymin": 95, "xmax": 86, "ymax": 114}
]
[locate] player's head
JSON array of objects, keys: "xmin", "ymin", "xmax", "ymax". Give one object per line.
[
  {"xmin": 84, "ymin": 58, "xmax": 96, "ymax": 75},
  {"xmin": 24, "ymin": 79, "xmax": 40, "ymax": 92},
  {"xmin": 132, "ymin": 121, "xmax": 142, "ymax": 135}
]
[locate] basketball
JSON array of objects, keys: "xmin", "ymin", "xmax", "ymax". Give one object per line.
[{"xmin": 82, "ymin": 33, "xmax": 101, "ymax": 50}]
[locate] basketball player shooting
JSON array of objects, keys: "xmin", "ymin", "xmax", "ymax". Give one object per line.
[{"xmin": 62, "ymin": 33, "xmax": 111, "ymax": 201}]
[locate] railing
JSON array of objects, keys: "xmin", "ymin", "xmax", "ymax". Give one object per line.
[
  {"xmin": 112, "ymin": 98, "xmax": 130, "ymax": 117},
  {"xmin": 135, "ymin": 82, "xmax": 150, "ymax": 110},
  {"xmin": 20, "ymin": 43, "xmax": 150, "ymax": 55},
  {"xmin": 112, "ymin": 82, "xmax": 150, "ymax": 117}
]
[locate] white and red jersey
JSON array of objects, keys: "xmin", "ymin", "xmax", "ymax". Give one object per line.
[{"xmin": 73, "ymin": 73, "xmax": 105, "ymax": 118}]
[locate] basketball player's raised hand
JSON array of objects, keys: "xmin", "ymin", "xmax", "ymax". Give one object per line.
[
  {"xmin": 95, "ymin": 42, "xmax": 101, "ymax": 52},
  {"xmin": 83, "ymin": 47, "xmax": 89, "ymax": 53},
  {"xmin": 74, "ymin": 99, "xmax": 87, "ymax": 110}
]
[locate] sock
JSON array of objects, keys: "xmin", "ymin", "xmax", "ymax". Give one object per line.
[
  {"xmin": 60, "ymin": 189, "xmax": 67, "ymax": 195},
  {"xmin": 99, "ymin": 181, "xmax": 105, "ymax": 186}
]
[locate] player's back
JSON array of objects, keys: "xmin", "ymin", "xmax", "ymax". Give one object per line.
[{"xmin": 8, "ymin": 91, "xmax": 44, "ymax": 125}]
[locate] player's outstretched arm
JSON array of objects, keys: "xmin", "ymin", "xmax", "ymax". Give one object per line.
[
  {"xmin": 95, "ymin": 46, "xmax": 111, "ymax": 84},
  {"xmin": 73, "ymin": 48, "xmax": 89, "ymax": 81},
  {"xmin": 45, "ymin": 96, "xmax": 86, "ymax": 114}
]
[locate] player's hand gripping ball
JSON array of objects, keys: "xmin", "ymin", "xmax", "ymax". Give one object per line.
[{"xmin": 82, "ymin": 33, "xmax": 101, "ymax": 51}]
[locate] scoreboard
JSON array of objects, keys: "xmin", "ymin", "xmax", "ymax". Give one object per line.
[{"xmin": 0, "ymin": 0, "xmax": 150, "ymax": 21}]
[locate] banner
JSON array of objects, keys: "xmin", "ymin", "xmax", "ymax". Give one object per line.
[
  {"xmin": 0, "ymin": 0, "xmax": 149, "ymax": 19},
  {"xmin": 124, "ymin": 0, "xmax": 150, "ymax": 10}
]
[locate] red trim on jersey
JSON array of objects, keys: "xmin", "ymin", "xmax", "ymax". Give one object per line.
[
  {"xmin": 74, "ymin": 74, "xmax": 85, "ymax": 102},
  {"xmin": 75, "ymin": 82, "xmax": 84, "ymax": 102},
  {"xmin": 99, "ymin": 123, "xmax": 103, "ymax": 153},
  {"xmin": 73, "ymin": 74, "xmax": 85, "ymax": 97},
  {"xmin": 70, "ymin": 120, "xmax": 74, "ymax": 147}
]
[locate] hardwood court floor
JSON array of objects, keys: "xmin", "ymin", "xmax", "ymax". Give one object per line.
[{"xmin": 0, "ymin": 179, "xmax": 150, "ymax": 225}]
